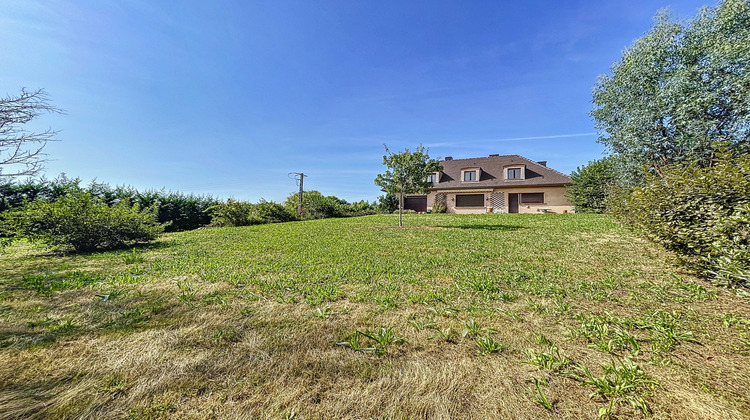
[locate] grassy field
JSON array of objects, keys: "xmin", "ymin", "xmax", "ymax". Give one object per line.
[{"xmin": 1, "ymin": 214, "xmax": 749, "ymax": 419}]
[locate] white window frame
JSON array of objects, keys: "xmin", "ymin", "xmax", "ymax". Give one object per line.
[{"xmin": 426, "ymin": 172, "xmax": 438, "ymax": 183}]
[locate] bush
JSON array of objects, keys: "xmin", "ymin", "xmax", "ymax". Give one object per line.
[
  {"xmin": 432, "ymin": 203, "xmax": 447, "ymax": 213},
  {"xmin": 568, "ymin": 157, "xmax": 617, "ymax": 213},
  {"xmin": 209, "ymin": 199, "xmax": 295, "ymax": 227},
  {"xmin": 255, "ymin": 200, "xmax": 295, "ymax": 224},
  {"xmin": 2, "ymin": 191, "xmax": 165, "ymax": 251},
  {"xmin": 208, "ymin": 199, "xmax": 261, "ymax": 227},
  {"xmin": 285, "ymin": 191, "xmax": 376, "ymax": 220},
  {"xmin": 611, "ymin": 148, "xmax": 750, "ymax": 289},
  {"xmin": 304, "ymin": 194, "xmax": 345, "ymax": 219},
  {"xmin": 342, "ymin": 200, "xmax": 378, "ymax": 217}
]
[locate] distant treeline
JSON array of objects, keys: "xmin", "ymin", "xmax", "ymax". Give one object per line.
[
  {"xmin": 0, "ymin": 175, "xmax": 394, "ymax": 232},
  {"xmin": 0, "ymin": 175, "xmax": 218, "ymax": 232}
]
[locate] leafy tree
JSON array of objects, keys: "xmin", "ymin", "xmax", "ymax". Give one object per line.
[
  {"xmin": 376, "ymin": 193, "xmax": 399, "ymax": 213},
  {"xmin": 591, "ymin": 0, "xmax": 750, "ymax": 184},
  {"xmin": 284, "ymin": 190, "xmax": 325, "ymax": 218},
  {"xmin": 567, "ymin": 157, "xmax": 617, "ymax": 213},
  {"xmin": 1, "ymin": 89, "xmax": 63, "ymax": 178},
  {"xmin": 374, "ymin": 145, "xmax": 441, "ymax": 227}
]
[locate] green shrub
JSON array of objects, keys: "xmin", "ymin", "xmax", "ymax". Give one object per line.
[
  {"xmin": 611, "ymin": 148, "xmax": 750, "ymax": 289},
  {"xmin": 152, "ymin": 192, "xmax": 217, "ymax": 231},
  {"xmin": 340, "ymin": 200, "xmax": 378, "ymax": 217},
  {"xmin": 208, "ymin": 199, "xmax": 261, "ymax": 227},
  {"xmin": 284, "ymin": 191, "xmax": 376, "ymax": 220},
  {"xmin": 3, "ymin": 191, "xmax": 165, "ymax": 252},
  {"xmin": 568, "ymin": 157, "xmax": 617, "ymax": 213},
  {"xmin": 303, "ymin": 194, "xmax": 345, "ymax": 219},
  {"xmin": 432, "ymin": 203, "xmax": 447, "ymax": 214},
  {"xmin": 208, "ymin": 199, "xmax": 295, "ymax": 227},
  {"xmin": 255, "ymin": 200, "xmax": 295, "ymax": 224}
]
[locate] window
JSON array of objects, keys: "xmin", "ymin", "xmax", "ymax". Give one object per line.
[
  {"xmin": 507, "ymin": 168, "xmax": 522, "ymax": 179},
  {"xmin": 463, "ymin": 170, "xmax": 477, "ymax": 182},
  {"xmin": 521, "ymin": 193, "xmax": 544, "ymax": 204},
  {"xmin": 455, "ymin": 194, "xmax": 484, "ymax": 207},
  {"xmin": 426, "ymin": 173, "xmax": 437, "ymax": 183}
]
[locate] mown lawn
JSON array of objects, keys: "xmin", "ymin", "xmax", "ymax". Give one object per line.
[{"xmin": 1, "ymin": 214, "xmax": 748, "ymax": 419}]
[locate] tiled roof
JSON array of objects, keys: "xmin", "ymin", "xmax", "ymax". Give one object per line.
[{"xmin": 431, "ymin": 154, "xmax": 571, "ymax": 190}]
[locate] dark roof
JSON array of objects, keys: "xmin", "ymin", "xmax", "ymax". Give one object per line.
[{"xmin": 431, "ymin": 154, "xmax": 571, "ymax": 190}]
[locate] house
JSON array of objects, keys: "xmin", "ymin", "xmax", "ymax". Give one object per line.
[{"xmin": 404, "ymin": 154, "xmax": 574, "ymax": 214}]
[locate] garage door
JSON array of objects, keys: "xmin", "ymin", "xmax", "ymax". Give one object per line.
[{"xmin": 403, "ymin": 195, "xmax": 427, "ymax": 213}]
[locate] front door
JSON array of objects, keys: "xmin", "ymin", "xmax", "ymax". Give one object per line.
[{"xmin": 508, "ymin": 193, "xmax": 519, "ymax": 213}]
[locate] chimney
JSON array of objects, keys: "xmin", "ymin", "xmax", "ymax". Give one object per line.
[
  {"xmin": 489, "ymin": 154, "xmax": 499, "ymax": 157},
  {"xmin": 537, "ymin": 161, "xmax": 547, "ymax": 167},
  {"xmin": 445, "ymin": 156, "xmax": 453, "ymax": 161}
]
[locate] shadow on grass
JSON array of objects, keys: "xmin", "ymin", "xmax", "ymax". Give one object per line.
[
  {"xmin": 436, "ymin": 224, "xmax": 524, "ymax": 231},
  {"xmin": 4, "ymin": 237, "xmax": 176, "ymax": 259},
  {"xmin": 0, "ymin": 291, "xmax": 178, "ymax": 351},
  {"xmin": 63, "ymin": 239, "xmax": 177, "ymax": 256}
]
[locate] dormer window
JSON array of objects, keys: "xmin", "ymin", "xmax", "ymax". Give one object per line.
[
  {"xmin": 426, "ymin": 173, "xmax": 438, "ymax": 183},
  {"xmin": 505, "ymin": 166, "xmax": 525, "ymax": 180},
  {"xmin": 461, "ymin": 168, "xmax": 480, "ymax": 183}
]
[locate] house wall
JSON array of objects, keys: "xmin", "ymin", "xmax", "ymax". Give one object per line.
[
  {"xmin": 507, "ymin": 186, "xmax": 573, "ymax": 214},
  {"xmin": 427, "ymin": 185, "xmax": 573, "ymax": 214}
]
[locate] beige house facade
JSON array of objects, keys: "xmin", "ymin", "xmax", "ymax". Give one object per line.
[{"xmin": 405, "ymin": 154, "xmax": 574, "ymax": 214}]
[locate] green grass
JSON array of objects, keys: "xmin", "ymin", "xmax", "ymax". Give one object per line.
[{"xmin": 1, "ymin": 213, "xmax": 749, "ymax": 419}]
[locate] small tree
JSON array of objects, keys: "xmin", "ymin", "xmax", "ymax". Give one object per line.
[
  {"xmin": 374, "ymin": 145, "xmax": 441, "ymax": 227},
  {"xmin": 567, "ymin": 157, "xmax": 617, "ymax": 213},
  {"xmin": 1, "ymin": 89, "xmax": 63, "ymax": 178}
]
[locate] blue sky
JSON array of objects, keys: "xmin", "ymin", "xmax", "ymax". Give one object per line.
[{"xmin": 2, "ymin": 0, "xmax": 711, "ymax": 202}]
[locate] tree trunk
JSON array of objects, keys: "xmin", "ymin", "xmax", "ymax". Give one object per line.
[{"xmin": 398, "ymin": 193, "xmax": 403, "ymax": 227}]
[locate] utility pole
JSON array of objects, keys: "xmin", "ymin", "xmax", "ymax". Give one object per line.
[{"xmin": 289, "ymin": 172, "xmax": 307, "ymax": 215}]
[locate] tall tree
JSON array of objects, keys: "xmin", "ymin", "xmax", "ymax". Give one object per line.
[
  {"xmin": 1, "ymin": 88, "xmax": 63, "ymax": 178},
  {"xmin": 374, "ymin": 145, "xmax": 441, "ymax": 227},
  {"xmin": 591, "ymin": 0, "xmax": 750, "ymax": 184},
  {"xmin": 567, "ymin": 157, "xmax": 617, "ymax": 214}
]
